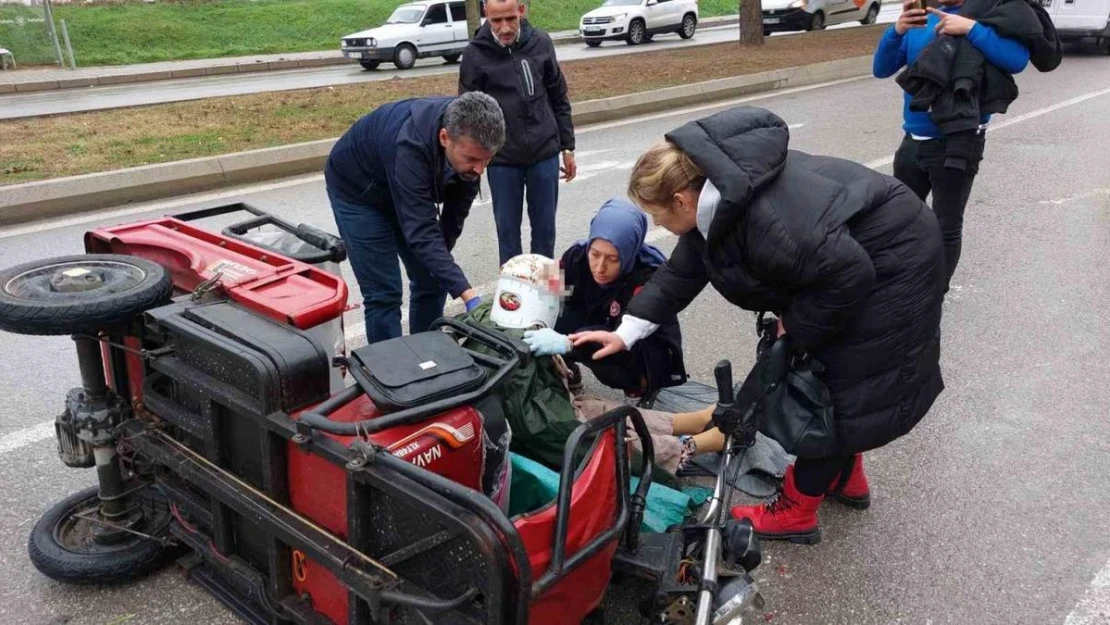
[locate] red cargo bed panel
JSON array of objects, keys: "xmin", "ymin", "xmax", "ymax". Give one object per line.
[{"xmin": 86, "ymin": 217, "xmax": 347, "ymax": 329}]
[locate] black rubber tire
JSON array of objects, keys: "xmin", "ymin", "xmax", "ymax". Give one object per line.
[
  {"xmin": 764, "ymin": 28, "xmax": 772, "ymax": 37},
  {"xmin": 586, "ymin": 40, "xmax": 602, "ymax": 48},
  {"xmin": 28, "ymin": 485, "xmax": 176, "ymax": 585},
  {"xmin": 808, "ymin": 10, "xmax": 826, "ymax": 30},
  {"xmin": 359, "ymin": 59, "xmax": 381, "ymax": 70},
  {"xmin": 679, "ymin": 13, "xmax": 697, "ymax": 39},
  {"xmin": 0, "ymin": 254, "xmax": 172, "ymax": 337},
  {"xmin": 393, "ymin": 43, "xmax": 417, "ymax": 70},
  {"xmin": 626, "ymin": 19, "xmax": 646, "ymax": 45},
  {"xmin": 861, "ymin": 3, "xmax": 879, "ymax": 25},
  {"xmin": 442, "ymin": 53, "xmax": 461, "ymax": 64}
]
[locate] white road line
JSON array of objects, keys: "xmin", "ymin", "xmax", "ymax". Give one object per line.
[
  {"xmin": 1063, "ymin": 559, "xmax": 1110, "ymax": 625},
  {"xmin": 863, "ymin": 85, "xmax": 1110, "ymax": 171},
  {"xmin": 369, "ymin": 83, "xmax": 1110, "ymax": 346},
  {"xmin": 5, "ymin": 85, "xmax": 1110, "ymax": 457},
  {"xmin": 343, "ymin": 77, "xmax": 1110, "ymax": 342},
  {"xmin": 0, "ymin": 421, "xmax": 54, "ymax": 455}
]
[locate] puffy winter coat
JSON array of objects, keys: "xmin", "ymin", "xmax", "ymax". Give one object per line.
[{"xmin": 627, "ymin": 107, "xmax": 947, "ymax": 455}]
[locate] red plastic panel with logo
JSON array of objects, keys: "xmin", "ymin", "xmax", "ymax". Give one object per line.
[{"xmin": 285, "ymin": 395, "xmax": 485, "ymax": 624}]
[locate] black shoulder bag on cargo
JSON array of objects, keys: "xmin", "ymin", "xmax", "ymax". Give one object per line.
[{"xmin": 347, "ymin": 330, "xmax": 487, "ymax": 413}]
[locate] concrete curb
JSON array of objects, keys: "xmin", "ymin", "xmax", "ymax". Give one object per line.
[
  {"xmin": 0, "ymin": 54, "xmax": 873, "ymax": 226},
  {"xmin": 1, "ymin": 15, "xmax": 742, "ymax": 94},
  {"xmin": 5, "ymin": 56, "xmax": 368, "ymax": 94}
]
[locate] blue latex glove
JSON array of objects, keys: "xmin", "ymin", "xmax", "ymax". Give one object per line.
[
  {"xmin": 522, "ymin": 328, "xmax": 571, "ymax": 356},
  {"xmin": 465, "ymin": 296, "xmax": 482, "ymax": 313}
]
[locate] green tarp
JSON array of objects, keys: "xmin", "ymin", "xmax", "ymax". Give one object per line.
[{"xmin": 508, "ymin": 452, "xmax": 710, "ymax": 534}]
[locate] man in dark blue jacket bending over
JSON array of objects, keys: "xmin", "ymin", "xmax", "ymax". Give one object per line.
[
  {"xmin": 325, "ymin": 93, "xmax": 505, "ymax": 343},
  {"xmin": 874, "ymin": 0, "xmax": 1031, "ymax": 292}
]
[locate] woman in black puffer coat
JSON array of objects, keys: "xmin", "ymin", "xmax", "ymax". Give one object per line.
[{"xmin": 572, "ymin": 106, "xmax": 946, "ymax": 545}]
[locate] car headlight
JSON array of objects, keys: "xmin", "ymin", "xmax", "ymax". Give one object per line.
[
  {"xmin": 613, "ymin": 13, "xmax": 627, "ymax": 21},
  {"xmin": 789, "ymin": 0, "xmax": 806, "ymax": 8},
  {"xmin": 368, "ymin": 38, "xmax": 376, "ymax": 47}
]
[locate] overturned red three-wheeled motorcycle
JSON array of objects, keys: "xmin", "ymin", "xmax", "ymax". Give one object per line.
[{"xmin": 0, "ymin": 205, "xmax": 765, "ymax": 625}]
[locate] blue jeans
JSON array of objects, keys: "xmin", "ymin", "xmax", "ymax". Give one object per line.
[
  {"xmin": 487, "ymin": 155, "xmax": 560, "ymax": 266},
  {"xmin": 328, "ymin": 189, "xmax": 447, "ymax": 344}
]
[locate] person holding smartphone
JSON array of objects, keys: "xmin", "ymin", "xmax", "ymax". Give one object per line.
[{"xmin": 872, "ymin": 0, "xmax": 1031, "ymax": 293}]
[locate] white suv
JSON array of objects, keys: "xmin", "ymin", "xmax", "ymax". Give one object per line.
[
  {"xmin": 340, "ymin": 0, "xmax": 482, "ymax": 71},
  {"xmin": 579, "ymin": 0, "xmax": 700, "ymax": 47}
]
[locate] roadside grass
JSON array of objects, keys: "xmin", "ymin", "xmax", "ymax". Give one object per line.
[
  {"xmin": 39, "ymin": 0, "xmax": 742, "ymax": 67},
  {"xmin": 0, "ymin": 26, "xmax": 886, "ymax": 186}
]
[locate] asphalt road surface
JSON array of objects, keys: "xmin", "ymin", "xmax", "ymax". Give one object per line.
[
  {"xmin": 1, "ymin": 47, "xmax": 1109, "ymax": 625},
  {"xmin": 0, "ymin": 9, "xmax": 898, "ymax": 120}
]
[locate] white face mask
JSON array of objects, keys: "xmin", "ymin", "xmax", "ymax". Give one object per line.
[{"xmin": 697, "ymin": 178, "xmax": 722, "ymax": 238}]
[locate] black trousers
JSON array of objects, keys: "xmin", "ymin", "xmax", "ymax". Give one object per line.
[
  {"xmin": 892, "ymin": 132, "xmax": 987, "ymax": 292},
  {"xmin": 794, "ymin": 455, "xmax": 854, "ymax": 497},
  {"xmin": 568, "ymin": 338, "xmax": 650, "ymax": 393}
]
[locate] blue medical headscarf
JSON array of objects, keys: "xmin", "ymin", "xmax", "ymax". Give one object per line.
[{"xmin": 578, "ymin": 198, "xmax": 667, "ymax": 281}]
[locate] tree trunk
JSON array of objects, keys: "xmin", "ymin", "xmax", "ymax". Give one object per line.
[
  {"xmin": 466, "ymin": 0, "xmax": 482, "ymax": 38},
  {"xmin": 738, "ymin": 0, "xmax": 765, "ymax": 46}
]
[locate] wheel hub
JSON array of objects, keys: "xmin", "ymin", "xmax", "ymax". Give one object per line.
[
  {"xmin": 4, "ymin": 259, "xmax": 146, "ymax": 302},
  {"xmin": 50, "ymin": 267, "xmax": 105, "ymax": 293},
  {"xmin": 88, "ymin": 505, "xmax": 146, "ymax": 546}
]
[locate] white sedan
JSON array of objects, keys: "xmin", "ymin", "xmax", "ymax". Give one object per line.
[{"xmin": 340, "ymin": 0, "xmax": 481, "ymax": 71}]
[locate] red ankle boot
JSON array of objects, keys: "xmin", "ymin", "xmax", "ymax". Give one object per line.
[
  {"xmin": 730, "ymin": 468, "xmax": 822, "ymax": 545},
  {"xmin": 827, "ymin": 454, "xmax": 870, "ymax": 510},
  {"xmin": 781, "ymin": 454, "xmax": 872, "ymax": 510}
]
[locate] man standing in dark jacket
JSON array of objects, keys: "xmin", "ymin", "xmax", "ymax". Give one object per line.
[
  {"xmin": 324, "ymin": 93, "xmax": 505, "ymax": 344},
  {"xmin": 874, "ymin": 0, "xmax": 1032, "ymax": 292},
  {"xmin": 459, "ymin": 0, "xmax": 577, "ymax": 267}
]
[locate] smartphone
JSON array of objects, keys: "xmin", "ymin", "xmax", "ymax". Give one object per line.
[{"xmin": 915, "ymin": 0, "xmax": 928, "ymax": 10}]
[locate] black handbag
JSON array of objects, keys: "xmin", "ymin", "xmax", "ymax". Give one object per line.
[
  {"xmin": 745, "ymin": 183, "xmax": 872, "ymax": 457},
  {"xmin": 348, "ymin": 330, "xmax": 488, "ymax": 413},
  {"xmin": 755, "ymin": 335, "xmax": 836, "ymax": 459}
]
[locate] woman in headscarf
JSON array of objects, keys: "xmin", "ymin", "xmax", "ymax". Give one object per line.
[{"xmin": 521, "ymin": 198, "xmax": 688, "ymax": 400}]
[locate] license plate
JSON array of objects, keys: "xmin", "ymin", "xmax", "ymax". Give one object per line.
[
  {"xmin": 584, "ymin": 28, "xmax": 604, "ymax": 35},
  {"xmin": 763, "ymin": 17, "xmax": 781, "ymax": 24}
]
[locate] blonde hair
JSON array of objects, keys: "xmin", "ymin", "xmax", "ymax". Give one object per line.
[{"xmin": 628, "ymin": 140, "xmax": 706, "ymax": 214}]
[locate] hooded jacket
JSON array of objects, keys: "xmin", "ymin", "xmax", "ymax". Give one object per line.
[
  {"xmin": 895, "ymin": 0, "xmax": 1061, "ymax": 136},
  {"xmin": 558, "ymin": 199, "xmax": 687, "ymax": 393},
  {"xmin": 459, "ymin": 20, "xmax": 574, "ymax": 167},
  {"xmin": 324, "ymin": 97, "xmax": 479, "ymax": 298},
  {"xmin": 627, "ymin": 107, "xmax": 947, "ymax": 455}
]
